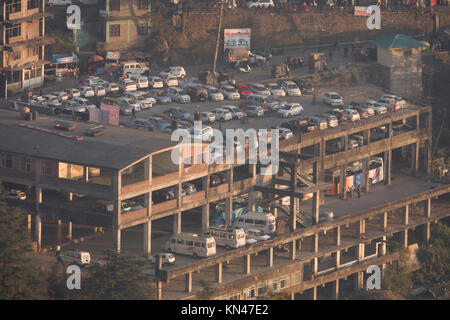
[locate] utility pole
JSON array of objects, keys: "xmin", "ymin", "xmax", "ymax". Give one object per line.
[{"xmin": 212, "ymin": 1, "xmax": 224, "ymax": 74}]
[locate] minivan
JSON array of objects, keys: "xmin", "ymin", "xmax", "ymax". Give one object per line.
[
  {"xmin": 121, "ymin": 62, "xmax": 149, "ymax": 75},
  {"xmin": 129, "ymin": 74, "xmax": 149, "ymax": 89},
  {"xmin": 233, "ymin": 212, "xmax": 276, "ymax": 234}
]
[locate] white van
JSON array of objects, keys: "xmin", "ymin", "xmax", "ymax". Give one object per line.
[
  {"xmin": 121, "ymin": 61, "xmax": 149, "ymax": 75},
  {"xmin": 129, "ymin": 74, "xmax": 149, "ymax": 89},
  {"xmin": 233, "ymin": 212, "xmax": 276, "ymax": 234},
  {"xmin": 207, "ymin": 225, "xmax": 246, "ymax": 249},
  {"xmin": 57, "ymin": 250, "xmax": 91, "ymax": 266},
  {"xmin": 165, "ymin": 233, "xmax": 216, "ymax": 257}
]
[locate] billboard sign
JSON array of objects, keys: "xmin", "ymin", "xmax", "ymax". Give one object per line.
[
  {"xmin": 100, "ymin": 103, "xmax": 119, "ymax": 126},
  {"xmin": 224, "ymin": 28, "xmax": 251, "ymax": 51},
  {"xmin": 354, "ymin": 6, "xmax": 370, "ymax": 16}
]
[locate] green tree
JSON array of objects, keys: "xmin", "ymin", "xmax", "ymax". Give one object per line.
[
  {"xmin": 82, "ymin": 251, "xmax": 155, "ymax": 300},
  {"xmin": 0, "ymin": 184, "xmax": 41, "ymax": 299}
]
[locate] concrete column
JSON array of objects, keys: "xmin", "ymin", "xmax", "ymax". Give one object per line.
[
  {"xmin": 35, "ymin": 186, "xmax": 42, "ymax": 212},
  {"xmin": 35, "ymin": 215, "xmax": 41, "ymax": 252},
  {"xmin": 360, "ymin": 219, "xmax": 365, "ymax": 235},
  {"xmin": 313, "ymin": 257, "xmax": 318, "ymax": 276},
  {"xmin": 144, "ymin": 221, "xmax": 151, "ymax": 258},
  {"xmin": 185, "ymin": 272, "xmax": 192, "ymax": 293},
  {"xmin": 366, "ymin": 128, "xmax": 371, "ymax": 145},
  {"xmin": 247, "ymin": 189, "xmax": 255, "ymax": 212},
  {"xmin": 68, "ymin": 221, "xmax": 72, "ymax": 240},
  {"xmin": 339, "ymin": 164, "xmax": 346, "ymax": 199},
  {"xmin": 358, "ymin": 243, "xmax": 365, "ymax": 261},
  {"xmin": 384, "ymin": 150, "xmax": 391, "ymax": 185},
  {"xmin": 402, "ymin": 229, "xmax": 408, "ymax": 248},
  {"xmin": 312, "ymin": 286, "xmax": 317, "ymax": 300},
  {"xmin": 113, "ymin": 172, "xmax": 122, "ymax": 252},
  {"xmin": 156, "ymin": 281, "xmax": 163, "ymax": 300},
  {"xmin": 412, "ymin": 142, "xmax": 419, "ymax": 176},
  {"xmin": 267, "ymin": 247, "xmax": 273, "ymax": 267},
  {"xmin": 173, "ymin": 211, "xmax": 181, "ymax": 235},
  {"xmin": 177, "ymin": 182, "xmax": 182, "ymax": 208},
  {"xmin": 312, "ymin": 191, "xmax": 319, "ymax": 224},
  {"xmin": 225, "ymin": 197, "xmax": 232, "ymax": 226},
  {"xmin": 27, "ymin": 214, "xmax": 31, "ymax": 232},
  {"xmin": 83, "ymin": 166, "xmax": 89, "ymax": 183},
  {"xmin": 216, "ymin": 262, "xmax": 223, "ymax": 283},
  {"xmin": 383, "ymin": 211, "xmax": 388, "ymax": 230},
  {"xmin": 57, "ymin": 219, "xmax": 62, "ymax": 244},
  {"xmin": 270, "ymin": 206, "xmax": 278, "ymax": 220},
  {"xmin": 355, "ymin": 271, "xmax": 364, "ymax": 289},
  {"xmin": 381, "ymin": 236, "xmax": 387, "ymax": 256},
  {"xmin": 290, "ymin": 240, "xmax": 296, "ymax": 260},
  {"xmin": 114, "ymin": 228, "xmax": 121, "ymax": 253},
  {"xmin": 290, "ymin": 292, "xmax": 295, "ymax": 300},
  {"xmin": 332, "ymin": 279, "xmax": 340, "ymax": 300},
  {"xmin": 403, "ymin": 205, "xmax": 409, "ymax": 225},
  {"xmin": 290, "ymin": 195, "xmax": 297, "ymax": 232},
  {"xmin": 362, "ymin": 158, "xmax": 369, "ymax": 192},
  {"xmin": 314, "ymin": 233, "xmax": 319, "ymax": 253},
  {"xmin": 424, "ymin": 222, "xmax": 431, "ymax": 243},
  {"xmin": 68, "ymin": 192, "xmax": 73, "ymax": 201},
  {"xmin": 336, "ymin": 226, "xmax": 341, "ymax": 246},
  {"xmin": 243, "ymin": 254, "xmax": 251, "ymax": 275},
  {"xmin": 335, "ymin": 250, "xmax": 341, "ymax": 268},
  {"xmin": 424, "ymin": 198, "xmax": 431, "ymax": 218},
  {"xmin": 249, "ymin": 163, "xmax": 257, "ymax": 183},
  {"xmin": 227, "ymin": 168, "xmax": 234, "ymax": 192},
  {"xmin": 202, "ymin": 204, "xmax": 210, "ymax": 233},
  {"xmin": 425, "ymin": 139, "xmax": 432, "ymax": 180}
]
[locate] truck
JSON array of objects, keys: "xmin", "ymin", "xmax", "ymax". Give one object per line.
[{"xmin": 225, "ymin": 48, "xmax": 267, "ymax": 69}]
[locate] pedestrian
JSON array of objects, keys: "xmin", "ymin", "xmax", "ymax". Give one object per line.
[
  {"xmin": 131, "ymin": 106, "xmax": 136, "ymax": 119},
  {"xmin": 27, "ymin": 90, "xmax": 32, "ymax": 103},
  {"xmin": 357, "ymin": 186, "xmax": 361, "ymax": 198},
  {"xmin": 349, "ymin": 187, "xmax": 353, "ymax": 198}
]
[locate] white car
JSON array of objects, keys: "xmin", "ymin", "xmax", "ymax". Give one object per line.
[
  {"xmin": 94, "ymin": 85, "xmax": 106, "ymax": 97},
  {"xmin": 188, "ymin": 126, "xmax": 214, "ymax": 142},
  {"xmin": 249, "ymin": 83, "xmax": 271, "ymax": 97},
  {"xmin": 245, "ymin": 228, "xmax": 271, "ymax": 242},
  {"xmin": 118, "ymin": 79, "xmax": 137, "ymax": 92},
  {"xmin": 149, "ymin": 76, "xmax": 164, "ymax": 89},
  {"xmin": 167, "ymin": 87, "xmax": 191, "ymax": 103},
  {"xmin": 204, "ymin": 86, "xmax": 224, "ymax": 101},
  {"xmin": 43, "ymin": 94, "xmax": 62, "ymax": 107},
  {"xmin": 160, "ymin": 66, "xmax": 186, "ymax": 79},
  {"xmin": 212, "ymin": 108, "xmax": 233, "ymax": 121},
  {"xmin": 221, "ymin": 105, "xmax": 245, "ymax": 119},
  {"xmin": 117, "ymin": 97, "xmax": 141, "ymax": 112},
  {"xmin": 281, "ymin": 81, "xmax": 301, "ymax": 96},
  {"xmin": 278, "ymin": 128, "xmax": 294, "ymax": 140},
  {"xmin": 247, "ymin": 0, "xmax": 274, "ymax": 8},
  {"xmin": 162, "ymin": 75, "xmax": 178, "ymax": 87},
  {"xmin": 380, "ymin": 94, "xmax": 407, "ymax": 109},
  {"xmin": 106, "ymin": 83, "xmax": 120, "ymax": 93},
  {"xmin": 129, "ymin": 75, "xmax": 149, "ymax": 89},
  {"xmin": 151, "ymin": 253, "xmax": 176, "ymax": 265},
  {"xmin": 73, "ymin": 97, "xmax": 96, "ymax": 111},
  {"xmin": 343, "ymin": 108, "xmax": 361, "ymax": 121},
  {"xmin": 80, "ymin": 86, "xmax": 95, "ymax": 98},
  {"xmin": 323, "ymin": 92, "xmax": 344, "ymax": 107},
  {"xmin": 201, "ymin": 111, "xmax": 216, "ymax": 123},
  {"xmin": 46, "ymin": 0, "xmax": 72, "ymax": 6},
  {"xmin": 372, "ymin": 102, "xmax": 388, "ymax": 114},
  {"xmin": 126, "ymin": 91, "xmax": 155, "ymax": 109},
  {"xmin": 52, "ymin": 91, "xmax": 69, "ymax": 101},
  {"xmin": 2, "ymin": 189, "xmax": 26, "ymax": 201},
  {"xmin": 64, "ymin": 88, "xmax": 80, "ymax": 98},
  {"xmin": 361, "ymin": 100, "xmax": 377, "ymax": 117},
  {"xmin": 220, "ymin": 85, "xmax": 241, "ymax": 100},
  {"xmin": 265, "ymin": 83, "xmax": 286, "ymax": 97},
  {"xmin": 277, "ymin": 103, "xmax": 303, "ymax": 118}
]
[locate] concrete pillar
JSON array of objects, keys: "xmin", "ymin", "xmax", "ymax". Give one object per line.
[
  {"xmin": 339, "ymin": 164, "xmax": 346, "ymax": 199},
  {"xmin": 332, "ymin": 279, "xmax": 340, "ymax": 300},
  {"xmin": 270, "ymin": 206, "xmax": 278, "ymax": 220},
  {"xmin": 381, "ymin": 236, "xmax": 387, "ymax": 256},
  {"xmin": 425, "ymin": 139, "xmax": 432, "ymax": 180},
  {"xmin": 290, "ymin": 195, "xmax": 297, "ymax": 232},
  {"xmin": 35, "ymin": 215, "xmax": 41, "ymax": 252},
  {"xmin": 313, "ymin": 258, "xmax": 318, "ymax": 275},
  {"xmin": 355, "ymin": 271, "xmax": 364, "ymax": 289},
  {"xmin": 267, "ymin": 247, "xmax": 273, "ymax": 267},
  {"xmin": 366, "ymin": 128, "xmax": 371, "ymax": 145},
  {"xmin": 68, "ymin": 221, "xmax": 72, "ymax": 240},
  {"xmin": 156, "ymin": 281, "xmax": 163, "ymax": 300},
  {"xmin": 144, "ymin": 221, "xmax": 151, "ymax": 258},
  {"xmin": 227, "ymin": 168, "xmax": 234, "ymax": 192},
  {"xmin": 243, "ymin": 254, "xmax": 251, "ymax": 275},
  {"xmin": 35, "ymin": 186, "xmax": 42, "ymax": 212},
  {"xmin": 404, "ymin": 205, "xmax": 409, "ymax": 225},
  {"xmin": 290, "ymin": 292, "xmax": 295, "ymax": 300},
  {"xmin": 362, "ymin": 158, "xmax": 369, "ymax": 192},
  {"xmin": 57, "ymin": 219, "xmax": 62, "ymax": 244},
  {"xmin": 358, "ymin": 243, "xmax": 365, "ymax": 261},
  {"xmin": 113, "ymin": 172, "xmax": 122, "ymax": 252},
  {"xmin": 68, "ymin": 192, "xmax": 73, "ymax": 201},
  {"xmin": 114, "ymin": 228, "xmax": 121, "ymax": 253},
  {"xmin": 424, "ymin": 222, "xmax": 431, "ymax": 243},
  {"xmin": 336, "ymin": 226, "xmax": 341, "ymax": 246},
  {"xmin": 173, "ymin": 211, "xmax": 181, "ymax": 235},
  {"xmin": 360, "ymin": 219, "xmax": 365, "ymax": 235},
  {"xmin": 335, "ymin": 250, "xmax": 341, "ymax": 268},
  {"xmin": 202, "ymin": 204, "xmax": 210, "ymax": 233},
  {"xmin": 312, "ymin": 286, "xmax": 317, "ymax": 300},
  {"xmin": 312, "ymin": 191, "xmax": 319, "ymax": 224},
  {"xmin": 225, "ymin": 197, "xmax": 232, "ymax": 226},
  {"xmin": 216, "ymin": 263, "xmax": 222, "ymax": 283},
  {"xmin": 247, "ymin": 189, "xmax": 255, "ymax": 212},
  {"xmin": 412, "ymin": 142, "xmax": 419, "ymax": 175},
  {"xmin": 185, "ymin": 272, "xmax": 192, "ymax": 293},
  {"xmin": 383, "ymin": 211, "xmax": 388, "ymax": 230},
  {"xmin": 27, "ymin": 214, "xmax": 31, "ymax": 232},
  {"xmin": 402, "ymin": 229, "xmax": 408, "ymax": 248},
  {"xmin": 314, "ymin": 233, "xmax": 319, "ymax": 253},
  {"xmin": 83, "ymin": 166, "xmax": 89, "ymax": 183},
  {"xmin": 384, "ymin": 150, "xmax": 391, "ymax": 185},
  {"xmin": 424, "ymin": 198, "xmax": 431, "ymax": 218},
  {"xmin": 290, "ymin": 240, "xmax": 296, "ymax": 260}
]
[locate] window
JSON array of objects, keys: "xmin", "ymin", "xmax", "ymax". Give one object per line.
[
  {"xmin": 245, "ymin": 219, "xmax": 254, "ymax": 224},
  {"xmin": 403, "ymin": 50, "xmax": 412, "ymax": 57},
  {"xmin": 20, "ymin": 158, "xmax": 32, "ymax": 173},
  {"xmin": 110, "ymin": 0, "xmax": 120, "ymax": 11},
  {"xmin": 6, "ymin": 23, "xmax": 21, "ymax": 40},
  {"xmin": 187, "ymin": 241, "xmax": 193, "ymax": 246},
  {"xmin": 109, "ymin": 24, "xmax": 120, "ymax": 37},
  {"xmin": 27, "ymin": 0, "xmax": 39, "ymax": 10},
  {"xmin": 27, "ymin": 46, "xmax": 39, "ymax": 57},
  {"xmin": 137, "ymin": 23, "xmax": 148, "ymax": 36},
  {"xmin": 6, "ymin": 0, "xmax": 21, "ymax": 14},
  {"xmin": 194, "ymin": 242, "xmax": 201, "ymax": 247},
  {"xmin": 280, "ymin": 279, "xmax": 287, "ymax": 289},
  {"xmin": 137, "ymin": 0, "xmax": 148, "ymax": 9},
  {"xmin": 41, "ymin": 160, "xmax": 53, "ymax": 176},
  {"xmin": 256, "ymin": 219, "xmax": 266, "ymax": 225},
  {"xmin": 1, "ymin": 153, "xmax": 13, "ymax": 169}
]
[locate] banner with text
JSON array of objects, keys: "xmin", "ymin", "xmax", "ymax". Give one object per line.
[{"xmin": 224, "ymin": 28, "xmax": 251, "ymax": 51}]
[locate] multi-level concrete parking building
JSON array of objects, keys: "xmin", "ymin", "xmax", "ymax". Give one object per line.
[
  {"xmin": 97, "ymin": 0, "xmax": 151, "ymax": 52},
  {"xmin": 0, "ymin": 0, "xmax": 52, "ymax": 96}
]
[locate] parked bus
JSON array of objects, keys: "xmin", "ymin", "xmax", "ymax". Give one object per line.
[
  {"xmin": 207, "ymin": 225, "xmax": 246, "ymax": 249},
  {"xmin": 325, "ymin": 157, "xmax": 384, "ymax": 195},
  {"xmin": 233, "ymin": 212, "xmax": 276, "ymax": 234},
  {"xmin": 165, "ymin": 233, "xmax": 216, "ymax": 257}
]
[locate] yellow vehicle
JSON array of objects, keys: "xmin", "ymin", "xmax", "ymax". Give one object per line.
[{"xmin": 309, "ymin": 52, "xmax": 328, "ymax": 73}]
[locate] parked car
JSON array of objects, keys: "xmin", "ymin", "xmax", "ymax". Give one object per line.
[
  {"xmin": 185, "ymin": 85, "xmax": 208, "ymax": 102},
  {"xmin": 245, "ymin": 105, "xmax": 264, "ymax": 117},
  {"xmin": 149, "ymin": 76, "xmax": 164, "ymax": 89},
  {"xmin": 129, "ymin": 74, "xmax": 149, "ymax": 89},
  {"xmin": 245, "ymin": 228, "xmax": 271, "ymax": 242},
  {"xmin": 200, "ymin": 111, "xmax": 216, "ymax": 124},
  {"xmin": 62, "ymin": 100, "xmax": 86, "ymax": 113},
  {"xmin": 204, "ymin": 86, "xmax": 224, "ymax": 101},
  {"xmin": 361, "ymin": 100, "xmax": 377, "ymax": 116},
  {"xmin": 277, "ymin": 103, "xmax": 303, "ymax": 118},
  {"xmin": 73, "ymin": 97, "xmax": 96, "ymax": 111},
  {"xmin": 163, "ymin": 107, "xmax": 193, "ymax": 121},
  {"xmin": 372, "ymin": 102, "xmax": 388, "ymax": 114},
  {"xmin": 281, "ymin": 81, "xmax": 301, "ymax": 96},
  {"xmin": 151, "ymin": 253, "xmax": 176, "ymax": 265},
  {"xmin": 210, "ymin": 174, "xmax": 222, "ymax": 186},
  {"xmin": 52, "ymin": 91, "xmax": 69, "ymax": 101},
  {"xmin": 323, "ymin": 92, "xmax": 344, "ymax": 107},
  {"xmin": 212, "ymin": 108, "xmax": 233, "ymax": 121},
  {"xmin": 43, "ymin": 94, "xmax": 62, "ymax": 108},
  {"xmin": 297, "ymin": 81, "xmax": 314, "ymax": 94},
  {"xmin": 80, "ymin": 86, "xmax": 95, "ymax": 98},
  {"xmin": 117, "ymin": 97, "xmax": 141, "ymax": 112},
  {"xmin": 249, "ymin": 83, "xmax": 271, "ymax": 97},
  {"xmin": 380, "ymin": 94, "xmax": 407, "ymax": 110},
  {"xmin": 220, "ymin": 85, "xmax": 241, "ymax": 100},
  {"xmin": 188, "ymin": 125, "xmax": 213, "ymax": 142},
  {"xmin": 94, "ymin": 85, "xmax": 106, "ymax": 97},
  {"xmin": 235, "ymin": 84, "xmax": 253, "ymax": 99},
  {"xmin": 350, "ymin": 105, "xmax": 370, "ymax": 119},
  {"xmin": 265, "ymin": 83, "xmax": 286, "ymax": 97},
  {"xmin": 167, "ymin": 87, "xmax": 191, "ymax": 103},
  {"xmin": 124, "ymin": 91, "xmax": 155, "ymax": 109},
  {"xmin": 118, "ymin": 79, "xmax": 137, "ymax": 92},
  {"xmin": 221, "ymin": 105, "xmax": 246, "ymax": 119},
  {"xmin": 162, "ymin": 75, "xmax": 178, "ymax": 87},
  {"xmin": 122, "ymin": 62, "xmax": 149, "ymax": 76},
  {"xmin": 322, "ymin": 114, "xmax": 339, "ymax": 128},
  {"xmin": 342, "ymin": 108, "xmax": 361, "ymax": 121},
  {"xmin": 105, "ymin": 83, "xmax": 120, "ymax": 93},
  {"xmin": 182, "ymin": 183, "xmax": 197, "ymax": 196},
  {"xmin": 160, "ymin": 66, "xmax": 186, "ymax": 79},
  {"xmin": 2, "ymin": 189, "xmax": 26, "ymax": 201},
  {"xmin": 64, "ymin": 88, "xmax": 81, "ymax": 98},
  {"xmin": 306, "ymin": 116, "xmax": 328, "ymax": 130},
  {"xmin": 278, "ymin": 128, "xmax": 294, "ymax": 140},
  {"xmin": 152, "ymin": 90, "xmax": 172, "ymax": 104}
]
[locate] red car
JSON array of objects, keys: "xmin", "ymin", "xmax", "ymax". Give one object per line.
[{"xmin": 235, "ymin": 84, "xmax": 253, "ymax": 99}]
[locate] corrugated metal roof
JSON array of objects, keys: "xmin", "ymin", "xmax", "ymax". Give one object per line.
[{"xmin": 374, "ymin": 33, "xmax": 428, "ymax": 49}]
